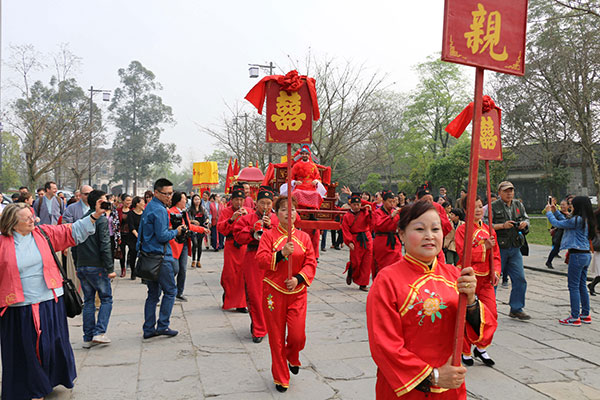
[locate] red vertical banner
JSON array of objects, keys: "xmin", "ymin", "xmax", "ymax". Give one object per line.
[
  {"xmin": 442, "ymin": 0, "xmax": 528, "ymax": 76},
  {"xmin": 478, "ymin": 109, "xmax": 503, "ymax": 161}
]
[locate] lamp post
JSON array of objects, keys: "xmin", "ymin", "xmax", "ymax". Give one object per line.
[
  {"xmin": 248, "ymin": 62, "xmax": 275, "ymax": 164},
  {"xmin": 88, "ymin": 86, "xmax": 111, "ymax": 186}
]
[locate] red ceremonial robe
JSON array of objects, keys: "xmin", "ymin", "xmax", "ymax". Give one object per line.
[
  {"xmin": 372, "ymin": 207, "xmax": 402, "ymax": 278},
  {"xmin": 455, "ymin": 221, "xmax": 501, "ymax": 355},
  {"xmin": 243, "ymin": 196, "xmax": 255, "ymax": 210},
  {"xmin": 291, "ymin": 159, "xmax": 323, "ymax": 209},
  {"xmin": 217, "ymin": 205, "xmax": 248, "ymax": 310},
  {"xmin": 433, "ymin": 201, "xmax": 453, "ymax": 238},
  {"xmin": 367, "ymin": 254, "xmax": 498, "ymax": 399},
  {"xmin": 342, "ymin": 208, "xmax": 373, "ymax": 286},
  {"xmin": 256, "ymin": 224, "xmax": 317, "ymax": 388},
  {"xmin": 233, "ymin": 210, "xmax": 279, "ymax": 338}
]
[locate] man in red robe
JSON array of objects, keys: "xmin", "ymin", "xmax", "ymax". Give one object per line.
[
  {"xmin": 217, "ymin": 187, "xmax": 249, "ymax": 312},
  {"xmin": 342, "ymin": 193, "xmax": 373, "ymax": 291},
  {"xmin": 233, "ymin": 187, "xmax": 279, "ymax": 343},
  {"xmin": 242, "ymin": 182, "xmax": 255, "ymax": 210},
  {"xmin": 372, "ymin": 190, "xmax": 402, "ymax": 278}
]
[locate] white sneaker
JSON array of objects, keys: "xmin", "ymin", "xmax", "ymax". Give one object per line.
[
  {"xmin": 82, "ymin": 340, "xmax": 97, "ymax": 349},
  {"xmin": 92, "ymin": 334, "xmax": 111, "ymax": 344}
]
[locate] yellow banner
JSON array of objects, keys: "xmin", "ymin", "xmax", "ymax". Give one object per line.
[{"xmin": 192, "ymin": 161, "xmax": 219, "ymax": 187}]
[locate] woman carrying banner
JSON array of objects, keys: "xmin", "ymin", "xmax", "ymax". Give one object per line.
[
  {"xmin": 256, "ymin": 196, "xmax": 316, "ymax": 392},
  {"xmin": 455, "ymin": 196, "xmax": 500, "ymax": 367},
  {"xmin": 367, "ymin": 200, "xmax": 497, "ymax": 399}
]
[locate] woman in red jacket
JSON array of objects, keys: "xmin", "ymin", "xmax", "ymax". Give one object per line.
[
  {"xmin": 0, "ymin": 202, "xmax": 105, "ymax": 400},
  {"xmin": 455, "ymin": 196, "xmax": 500, "ymax": 367},
  {"xmin": 168, "ymin": 192, "xmax": 207, "ymax": 302},
  {"xmin": 256, "ymin": 196, "xmax": 316, "ymax": 393}
]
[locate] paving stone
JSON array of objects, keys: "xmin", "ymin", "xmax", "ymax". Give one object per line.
[
  {"xmin": 465, "ymin": 365, "xmax": 552, "ymax": 400},
  {"xmin": 530, "ymin": 381, "xmax": 600, "ymax": 400}
]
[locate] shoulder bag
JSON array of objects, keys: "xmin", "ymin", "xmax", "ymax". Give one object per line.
[
  {"xmin": 38, "ymin": 227, "xmax": 83, "ymax": 318},
  {"xmin": 134, "ymin": 219, "xmax": 166, "ymax": 282}
]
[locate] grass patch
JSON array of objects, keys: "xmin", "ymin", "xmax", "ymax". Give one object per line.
[{"xmin": 526, "ymin": 215, "xmax": 552, "ymax": 246}]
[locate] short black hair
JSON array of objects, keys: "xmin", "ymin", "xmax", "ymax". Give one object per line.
[
  {"xmin": 171, "ymin": 191, "xmax": 186, "ymax": 206},
  {"xmin": 154, "ymin": 178, "xmax": 173, "ymax": 191},
  {"xmin": 44, "ymin": 181, "xmax": 56, "ymax": 190},
  {"xmin": 209, "ymin": 193, "xmax": 216, "ymax": 201},
  {"xmin": 19, "ymin": 186, "xmax": 28, "ymax": 191},
  {"xmin": 132, "ymin": 196, "xmax": 143, "ymax": 209},
  {"xmin": 120, "ymin": 193, "xmax": 131, "ymax": 201},
  {"xmin": 88, "ymin": 189, "xmax": 106, "ymax": 209}
]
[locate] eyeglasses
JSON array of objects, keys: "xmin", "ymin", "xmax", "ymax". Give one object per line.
[
  {"xmin": 157, "ymin": 190, "xmax": 173, "ymax": 197},
  {"xmin": 81, "ymin": 192, "xmax": 91, "ymax": 196},
  {"xmin": 19, "ymin": 215, "xmax": 36, "ymax": 222}
]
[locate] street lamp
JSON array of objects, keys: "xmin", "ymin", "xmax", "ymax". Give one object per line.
[
  {"xmin": 248, "ymin": 62, "xmax": 274, "ymax": 78},
  {"xmin": 248, "ymin": 61, "xmax": 275, "ymax": 163},
  {"xmin": 88, "ymin": 86, "xmax": 111, "ymax": 186}
]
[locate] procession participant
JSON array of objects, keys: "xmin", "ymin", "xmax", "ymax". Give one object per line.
[
  {"xmin": 342, "ymin": 193, "xmax": 373, "ymax": 291},
  {"xmin": 366, "ymin": 200, "xmax": 498, "ymax": 399},
  {"xmin": 455, "ymin": 196, "xmax": 500, "ymax": 367},
  {"xmin": 372, "ymin": 190, "xmax": 402, "ymax": 279},
  {"xmin": 0, "ymin": 202, "xmax": 103, "ymax": 400},
  {"xmin": 256, "ymin": 196, "xmax": 316, "ymax": 393},
  {"xmin": 242, "ymin": 182, "xmax": 256, "ymax": 210},
  {"xmin": 217, "ymin": 187, "xmax": 249, "ymax": 312},
  {"xmin": 168, "ymin": 192, "xmax": 207, "ymax": 302},
  {"xmin": 416, "ymin": 188, "xmax": 452, "ymax": 237},
  {"xmin": 233, "ymin": 187, "xmax": 279, "ymax": 343}
]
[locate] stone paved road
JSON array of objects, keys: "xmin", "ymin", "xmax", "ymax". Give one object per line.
[{"xmin": 3, "ymin": 244, "xmax": 600, "ymax": 399}]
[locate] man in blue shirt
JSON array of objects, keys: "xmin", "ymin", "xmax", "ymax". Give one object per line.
[
  {"xmin": 138, "ymin": 178, "xmax": 184, "ymax": 339},
  {"xmin": 32, "ymin": 181, "xmax": 64, "ymax": 225}
]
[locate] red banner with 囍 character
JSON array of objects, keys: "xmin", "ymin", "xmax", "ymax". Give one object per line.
[
  {"xmin": 442, "ymin": 0, "xmax": 528, "ymax": 76},
  {"xmin": 265, "ymin": 81, "xmax": 313, "ymax": 144},
  {"xmin": 478, "ymin": 109, "xmax": 502, "ymax": 161}
]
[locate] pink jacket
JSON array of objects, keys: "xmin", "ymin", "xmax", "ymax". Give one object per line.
[{"xmin": 0, "ymin": 224, "xmax": 76, "ymax": 308}]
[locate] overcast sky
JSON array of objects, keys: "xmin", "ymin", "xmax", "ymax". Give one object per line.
[{"xmin": 3, "ymin": 0, "xmax": 470, "ymax": 168}]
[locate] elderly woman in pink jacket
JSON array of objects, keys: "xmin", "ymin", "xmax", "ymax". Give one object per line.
[{"xmin": 0, "ymin": 202, "xmax": 105, "ymax": 400}]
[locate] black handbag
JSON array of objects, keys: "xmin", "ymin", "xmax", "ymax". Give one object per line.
[
  {"xmin": 39, "ymin": 228, "xmax": 83, "ymax": 318},
  {"xmin": 134, "ymin": 221, "xmax": 166, "ymax": 282}
]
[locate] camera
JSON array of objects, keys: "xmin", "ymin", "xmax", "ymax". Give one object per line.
[
  {"xmin": 170, "ymin": 213, "xmax": 191, "ymax": 244},
  {"xmin": 100, "ymin": 201, "xmax": 112, "ymax": 210}
]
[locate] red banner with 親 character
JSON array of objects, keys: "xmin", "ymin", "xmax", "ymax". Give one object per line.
[{"xmin": 442, "ymin": 0, "xmax": 528, "ymax": 76}]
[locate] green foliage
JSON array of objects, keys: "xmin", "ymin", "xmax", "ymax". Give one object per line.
[
  {"xmin": 426, "ymin": 138, "xmax": 470, "ymax": 198},
  {"xmin": 360, "ymin": 173, "xmax": 382, "ymax": 194},
  {"xmin": 110, "ymin": 61, "xmax": 179, "ymax": 192},
  {"xmin": 405, "ymin": 56, "xmax": 470, "ymax": 157},
  {"xmin": 0, "ymin": 132, "xmax": 23, "ymax": 189}
]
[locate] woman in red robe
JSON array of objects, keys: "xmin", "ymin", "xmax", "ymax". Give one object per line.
[
  {"xmin": 372, "ymin": 190, "xmax": 402, "ymax": 278},
  {"xmin": 217, "ymin": 187, "xmax": 249, "ymax": 312},
  {"xmin": 342, "ymin": 193, "xmax": 373, "ymax": 291},
  {"xmin": 233, "ymin": 187, "xmax": 279, "ymax": 343},
  {"xmin": 256, "ymin": 196, "xmax": 316, "ymax": 393},
  {"xmin": 367, "ymin": 200, "xmax": 497, "ymax": 399},
  {"xmin": 455, "ymin": 196, "xmax": 500, "ymax": 367}
]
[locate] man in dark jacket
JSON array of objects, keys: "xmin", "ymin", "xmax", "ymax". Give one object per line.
[{"xmin": 75, "ymin": 189, "xmax": 116, "ymax": 348}]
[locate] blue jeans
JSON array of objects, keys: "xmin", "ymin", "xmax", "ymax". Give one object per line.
[
  {"xmin": 567, "ymin": 252, "xmax": 591, "ymax": 318},
  {"xmin": 500, "ymin": 247, "xmax": 527, "ymax": 313},
  {"xmin": 77, "ymin": 266, "xmax": 113, "ymax": 342},
  {"xmin": 176, "ymin": 243, "xmax": 188, "ymax": 297},
  {"xmin": 143, "ymin": 257, "xmax": 177, "ymax": 335},
  {"xmin": 321, "ymin": 230, "xmax": 328, "ymax": 250}
]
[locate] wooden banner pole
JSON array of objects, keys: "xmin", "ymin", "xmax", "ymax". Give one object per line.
[
  {"xmin": 452, "ymin": 66, "xmax": 485, "ymax": 366},
  {"xmin": 485, "ymin": 160, "xmax": 495, "ymax": 285},
  {"xmin": 286, "ymin": 143, "xmax": 293, "ymax": 280}
]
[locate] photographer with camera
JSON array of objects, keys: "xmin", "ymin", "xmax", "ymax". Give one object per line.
[
  {"xmin": 75, "ymin": 190, "xmax": 116, "ymax": 348},
  {"xmin": 168, "ymin": 191, "xmax": 207, "ymax": 302},
  {"xmin": 490, "ymin": 181, "xmax": 531, "ymax": 321},
  {"xmin": 139, "ymin": 178, "xmax": 185, "ymax": 339}
]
